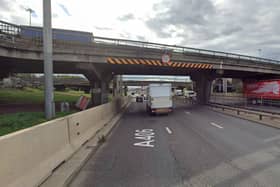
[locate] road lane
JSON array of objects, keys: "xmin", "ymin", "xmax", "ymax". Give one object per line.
[
  {"xmin": 70, "ymin": 102, "xmax": 182, "ymax": 187},
  {"xmin": 70, "ymin": 101, "xmax": 280, "ymax": 187}
]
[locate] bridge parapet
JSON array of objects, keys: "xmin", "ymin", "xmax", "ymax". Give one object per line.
[{"xmin": 1, "ymin": 19, "xmax": 280, "ymax": 66}]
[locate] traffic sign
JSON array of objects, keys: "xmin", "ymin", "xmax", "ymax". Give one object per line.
[{"xmin": 162, "ymin": 54, "xmax": 170, "ymax": 63}]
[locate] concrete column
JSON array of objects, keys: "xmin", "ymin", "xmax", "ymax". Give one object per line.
[
  {"xmin": 101, "ymin": 81, "xmax": 109, "ymax": 104},
  {"xmin": 91, "ymin": 82, "xmax": 101, "ymax": 106},
  {"xmin": 119, "ymin": 75, "xmax": 124, "ymax": 96},
  {"xmin": 112, "ymin": 75, "xmax": 124, "ymax": 97},
  {"xmin": 112, "ymin": 76, "xmax": 117, "ymax": 97},
  {"xmin": 124, "ymin": 85, "xmax": 128, "ymax": 96},
  {"xmin": 90, "ymin": 80, "xmax": 110, "ymax": 106},
  {"xmin": 112, "ymin": 75, "xmax": 121, "ymax": 97},
  {"xmin": 222, "ymin": 78, "xmax": 228, "ymax": 93},
  {"xmin": 192, "ymin": 75, "xmax": 213, "ymax": 104}
]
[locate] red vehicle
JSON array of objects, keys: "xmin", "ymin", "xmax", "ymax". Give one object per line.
[{"xmin": 244, "ymin": 80, "xmax": 280, "ymax": 105}]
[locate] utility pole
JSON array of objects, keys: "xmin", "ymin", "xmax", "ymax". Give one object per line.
[
  {"xmin": 43, "ymin": 0, "xmax": 55, "ymax": 119},
  {"xmin": 25, "ymin": 8, "xmax": 34, "ymax": 26}
]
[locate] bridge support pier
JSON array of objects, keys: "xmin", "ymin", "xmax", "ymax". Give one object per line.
[
  {"xmin": 112, "ymin": 75, "xmax": 124, "ymax": 97},
  {"xmin": 101, "ymin": 81, "xmax": 109, "ymax": 104},
  {"xmin": 90, "ymin": 80, "xmax": 111, "ymax": 107},
  {"xmin": 192, "ymin": 74, "xmax": 214, "ymax": 104}
]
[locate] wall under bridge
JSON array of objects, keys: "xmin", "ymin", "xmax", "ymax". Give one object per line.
[{"xmin": 0, "ymin": 97, "xmax": 130, "ymax": 187}]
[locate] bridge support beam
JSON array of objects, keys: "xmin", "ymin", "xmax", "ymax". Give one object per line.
[{"xmin": 192, "ymin": 74, "xmax": 214, "ymax": 104}]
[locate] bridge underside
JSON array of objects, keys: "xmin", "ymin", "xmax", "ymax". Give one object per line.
[
  {"xmin": 2, "ymin": 59, "xmax": 280, "ymax": 105},
  {"xmin": 1, "ymin": 58, "xmax": 278, "ymax": 79},
  {"xmin": 1, "ymin": 40, "xmax": 280, "ymax": 105}
]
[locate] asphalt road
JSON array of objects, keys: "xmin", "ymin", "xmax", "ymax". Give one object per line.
[{"xmin": 69, "ymin": 100, "xmax": 280, "ymax": 187}]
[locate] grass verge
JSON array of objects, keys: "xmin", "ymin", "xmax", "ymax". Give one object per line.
[
  {"xmin": 0, "ymin": 87, "xmax": 90, "ymax": 104},
  {"xmin": 0, "ymin": 111, "xmax": 73, "ymax": 136}
]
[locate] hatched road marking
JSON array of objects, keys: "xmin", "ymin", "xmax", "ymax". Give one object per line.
[{"xmin": 210, "ymin": 122, "xmax": 224, "ymax": 129}]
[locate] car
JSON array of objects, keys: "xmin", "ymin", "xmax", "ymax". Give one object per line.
[
  {"xmin": 184, "ymin": 90, "xmax": 197, "ymax": 99},
  {"xmin": 136, "ymin": 96, "xmax": 143, "ymax": 102}
]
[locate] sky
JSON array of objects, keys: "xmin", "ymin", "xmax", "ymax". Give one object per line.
[{"xmin": 1, "ymin": 0, "xmax": 280, "ymax": 60}]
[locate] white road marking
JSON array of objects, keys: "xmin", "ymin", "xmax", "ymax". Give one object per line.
[
  {"xmin": 165, "ymin": 127, "xmax": 172, "ymax": 134},
  {"xmin": 185, "ymin": 111, "xmax": 191, "ymax": 115},
  {"xmin": 264, "ymin": 134, "xmax": 280, "ymax": 143},
  {"xmin": 210, "ymin": 122, "xmax": 224, "ymax": 129},
  {"xmin": 133, "ymin": 129, "xmax": 155, "ymax": 148}
]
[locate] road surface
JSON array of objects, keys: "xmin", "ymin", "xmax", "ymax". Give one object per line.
[{"xmin": 69, "ymin": 101, "xmax": 280, "ymax": 187}]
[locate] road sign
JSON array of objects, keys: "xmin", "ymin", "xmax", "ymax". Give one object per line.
[{"xmin": 162, "ymin": 54, "xmax": 170, "ymax": 63}]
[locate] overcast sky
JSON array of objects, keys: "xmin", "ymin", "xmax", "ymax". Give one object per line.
[{"xmin": 1, "ymin": 0, "xmax": 280, "ymax": 60}]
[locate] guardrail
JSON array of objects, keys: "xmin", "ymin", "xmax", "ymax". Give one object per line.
[
  {"xmin": 93, "ymin": 36, "xmax": 280, "ymax": 65},
  {"xmin": 1, "ymin": 19, "xmax": 280, "ymax": 65},
  {"xmin": 209, "ymin": 103, "xmax": 280, "ymax": 121},
  {"xmin": 210, "ymin": 94, "xmax": 280, "ymax": 108},
  {"xmin": 0, "ymin": 20, "xmax": 20, "ymax": 36}
]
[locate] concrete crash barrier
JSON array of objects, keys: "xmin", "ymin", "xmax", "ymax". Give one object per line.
[
  {"xmin": 68, "ymin": 97, "xmax": 129, "ymax": 151},
  {"xmin": 0, "ymin": 97, "xmax": 130, "ymax": 187},
  {"xmin": 0, "ymin": 118, "xmax": 73, "ymax": 187}
]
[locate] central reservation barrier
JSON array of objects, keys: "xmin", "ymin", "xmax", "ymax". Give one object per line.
[{"xmin": 0, "ymin": 97, "xmax": 130, "ymax": 187}]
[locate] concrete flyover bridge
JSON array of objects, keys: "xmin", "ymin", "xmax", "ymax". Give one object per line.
[{"xmin": 1, "ymin": 20, "xmax": 280, "ymax": 104}]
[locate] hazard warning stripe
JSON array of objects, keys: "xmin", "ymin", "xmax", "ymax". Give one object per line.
[
  {"xmin": 151, "ymin": 60, "xmax": 158, "ymax": 66},
  {"xmin": 139, "ymin": 59, "xmax": 146, "ymax": 65},
  {"xmin": 145, "ymin": 59, "xmax": 153, "ymax": 66},
  {"xmin": 106, "ymin": 57, "xmax": 213, "ymax": 69},
  {"xmin": 115, "ymin": 58, "xmax": 123, "ymax": 65},
  {"xmin": 132, "ymin": 59, "xmax": 140, "ymax": 64},
  {"xmin": 120, "ymin": 58, "xmax": 128, "ymax": 64},
  {"xmin": 201, "ymin": 64, "xmax": 206, "ymax": 69},
  {"xmin": 107, "ymin": 57, "xmax": 116, "ymax": 64},
  {"xmin": 127, "ymin": 59, "xmax": 134, "ymax": 65},
  {"xmin": 156, "ymin": 60, "xmax": 162, "ymax": 66}
]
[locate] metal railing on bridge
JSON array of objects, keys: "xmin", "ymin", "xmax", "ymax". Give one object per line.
[
  {"xmin": 0, "ymin": 19, "xmax": 280, "ymax": 65},
  {"xmin": 93, "ymin": 36, "xmax": 280, "ymax": 65},
  {"xmin": 0, "ymin": 20, "xmax": 20, "ymax": 36}
]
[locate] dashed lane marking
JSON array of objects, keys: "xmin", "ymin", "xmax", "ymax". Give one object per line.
[
  {"xmin": 210, "ymin": 122, "xmax": 224, "ymax": 129},
  {"xmin": 165, "ymin": 127, "xmax": 172, "ymax": 134}
]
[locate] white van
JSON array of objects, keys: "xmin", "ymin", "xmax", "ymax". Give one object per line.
[{"xmin": 146, "ymin": 83, "xmax": 173, "ymax": 114}]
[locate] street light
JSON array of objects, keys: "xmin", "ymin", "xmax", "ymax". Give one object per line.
[
  {"xmin": 25, "ymin": 8, "xmax": 34, "ymax": 26},
  {"xmin": 43, "ymin": 0, "xmax": 55, "ymax": 119}
]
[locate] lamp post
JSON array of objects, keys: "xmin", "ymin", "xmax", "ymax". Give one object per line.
[
  {"xmin": 43, "ymin": 0, "xmax": 55, "ymax": 119},
  {"xmin": 25, "ymin": 8, "xmax": 34, "ymax": 26}
]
